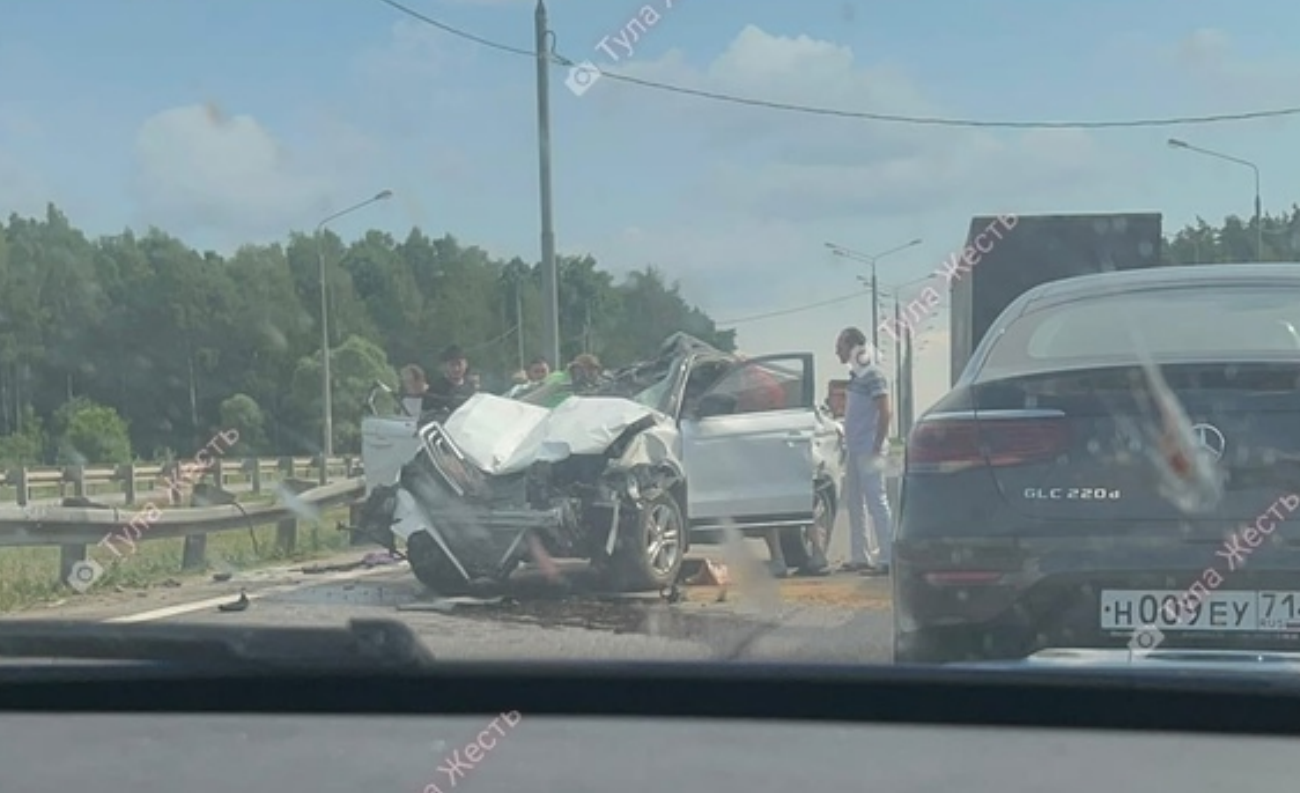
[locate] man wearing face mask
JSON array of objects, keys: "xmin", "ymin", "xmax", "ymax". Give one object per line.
[
  {"xmin": 835, "ymin": 327, "xmax": 893, "ymax": 576},
  {"xmin": 425, "ymin": 344, "xmax": 478, "ymax": 414}
]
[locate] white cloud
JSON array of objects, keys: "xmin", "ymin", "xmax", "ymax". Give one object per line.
[
  {"xmin": 598, "ymin": 25, "xmax": 1108, "ymax": 223},
  {"xmin": 566, "ymin": 24, "xmax": 1130, "ymax": 407},
  {"xmin": 351, "ymin": 19, "xmax": 454, "ymax": 89},
  {"xmin": 131, "ymin": 103, "xmax": 336, "ymax": 243}
]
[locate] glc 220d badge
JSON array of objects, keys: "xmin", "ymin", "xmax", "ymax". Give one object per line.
[{"xmin": 1023, "ymin": 487, "xmax": 1121, "ymax": 500}]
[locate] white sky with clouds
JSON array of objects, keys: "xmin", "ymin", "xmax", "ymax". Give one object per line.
[{"xmin": 2, "ymin": 0, "xmax": 1299, "ymax": 417}]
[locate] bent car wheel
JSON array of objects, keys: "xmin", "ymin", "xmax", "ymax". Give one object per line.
[
  {"xmin": 405, "ymin": 532, "xmax": 471, "ymax": 596},
  {"xmin": 780, "ymin": 485, "xmax": 834, "ymax": 570},
  {"xmin": 608, "ymin": 492, "xmax": 686, "ymax": 592}
]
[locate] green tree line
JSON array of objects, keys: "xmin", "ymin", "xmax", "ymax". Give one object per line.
[
  {"xmin": 1164, "ymin": 206, "xmax": 1300, "ymax": 265},
  {"xmin": 0, "ymin": 204, "xmax": 735, "ymax": 465}
]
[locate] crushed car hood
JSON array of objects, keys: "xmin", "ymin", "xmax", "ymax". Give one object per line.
[{"xmin": 442, "ymin": 393, "xmax": 668, "ymax": 475}]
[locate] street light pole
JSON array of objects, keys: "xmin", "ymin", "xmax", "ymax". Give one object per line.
[
  {"xmin": 902, "ymin": 330, "xmax": 915, "ymax": 437},
  {"xmin": 1167, "ymin": 138, "xmax": 1262, "ymax": 260},
  {"xmin": 893, "ymin": 295, "xmax": 901, "ymax": 435},
  {"xmin": 315, "ymin": 189, "xmax": 393, "ymax": 460},
  {"xmin": 824, "ymin": 238, "xmax": 922, "ymax": 351},
  {"xmin": 870, "ymin": 262, "xmax": 879, "ymax": 352}
]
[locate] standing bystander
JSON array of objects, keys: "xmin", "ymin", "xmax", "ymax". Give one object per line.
[
  {"xmin": 835, "ymin": 327, "xmax": 893, "ymax": 576},
  {"xmin": 426, "ymin": 344, "xmax": 478, "ymax": 413},
  {"xmin": 399, "ymin": 364, "xmax": 437, "ymax": 417},
  {"xmin": 507, "ymin": 356, "xmax": 552, "ymax": 398}
]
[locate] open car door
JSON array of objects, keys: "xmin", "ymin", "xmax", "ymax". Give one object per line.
[
  {"xmin": 360, "ymin": 415, "xmax": 420, "ymax": 495},
  {"xmin": 679, "ymin": 353, "xmax": 818, "ymax": 525}
]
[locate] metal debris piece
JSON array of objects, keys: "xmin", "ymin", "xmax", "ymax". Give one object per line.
[{"xmin": 217, "ymin": 590, "xmax": 249, "ymax": 612}]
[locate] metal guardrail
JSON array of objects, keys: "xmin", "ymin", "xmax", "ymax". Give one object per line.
[
  {"xmin": 0, "ymin": 456, "xmax": 366, "ymax": 590},
  {"xmin": 0, "ymin": 447, "xmax": 906, "ymax": 591},
  {"xmin": 2, "ymin": 455, "xmax": 360, "ymax": 506}
]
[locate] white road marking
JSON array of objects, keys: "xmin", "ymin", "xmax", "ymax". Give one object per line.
[{"xmin": 104, "ymin": 563, "xmax": 409, "ymax": 624}]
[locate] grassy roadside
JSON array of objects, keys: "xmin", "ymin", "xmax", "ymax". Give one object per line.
[{"xmin": 0, "ymin": 504, "xmax": 359, "ymax": 613}]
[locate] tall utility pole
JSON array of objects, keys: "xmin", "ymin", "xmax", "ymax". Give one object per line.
[
  {"xmin": 515, "ymin": 284, "xmax": 525, "ymax": 369},
  {"xmin": 535, "ymin": 0, "xmax": 560, "ymax": 367}
]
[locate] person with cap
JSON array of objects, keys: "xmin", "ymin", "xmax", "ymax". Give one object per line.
[{"xmin": 567, "ymin": 353, "xmax": 605, "ymax": 394}]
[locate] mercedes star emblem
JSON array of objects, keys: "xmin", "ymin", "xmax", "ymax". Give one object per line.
[{"xmin": 1190, "ymin": 423, "xmax": 1226, "ymax": 460}]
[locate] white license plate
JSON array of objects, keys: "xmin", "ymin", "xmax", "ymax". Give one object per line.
[{"xmin": 1100, "ymin": 590, "xmax": 1300, "ymax": 632}]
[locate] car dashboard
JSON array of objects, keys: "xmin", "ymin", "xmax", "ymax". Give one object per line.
[
  {"xmin": 3, "ymin": 655, "xmax": 1300, "ymax": 792},
  {"xmin": 3, "ymin": 712, "xmax": 1297, "ymax": 792}
]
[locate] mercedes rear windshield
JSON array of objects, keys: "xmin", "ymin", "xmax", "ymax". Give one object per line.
[{"xmin": 975, "ymin": 284, "xmax": 1300, "ymax": 381}]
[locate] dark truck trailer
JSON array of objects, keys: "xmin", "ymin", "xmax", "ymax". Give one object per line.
[{"xmin": 948, "ymin": 212, "xmax": 1165, "ymax": 386}]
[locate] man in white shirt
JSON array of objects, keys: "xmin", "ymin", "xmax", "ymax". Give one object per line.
[{"xmin": 835, "ymin": 327, "xmax": 893, "ymax": 576}]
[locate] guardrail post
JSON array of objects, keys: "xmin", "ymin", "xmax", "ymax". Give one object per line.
[
  {"xmin": 247, "ymin": 458, "xmax": 261, "ymax": 494},
  {"xmin": 181, "ymin": 533, "xmax": 207, "ymax": 571},
  {"xmin": 211, "ymin": 458, "xmax": 225, "ymax": 489},
  {"xmin": 69, "ymin": 465, "xmax": 86, "ymax": 499},
  {"xmin": 166, "ymin": 462, "xmax": 183, "ymax": 507},
  {"xmin": 59, "ymin": 545, "xmax": 87, "ymax": 589},
  {"xmin": 348, "ymin": 500, "xmax": 369, "ymax": 547},
  {"xmin": 278, "ymin": 457, "xmax": 293, "ymax": 484},
  {"xmin": 121, "ymin": 464, "xmax": 137, "ymax": 505},
  {"xmin": 276, "ymin": 516, "xmax": 296, "ymax": 556},
  {"xmin": 171, "ymin": 463, "xmax": 204, "ymax": 569},
  {"xmin": 14, "ymin": 468, "xmax": 29, "ymax": 508},
  {"xmin": 317, "ymin": 454, "xmax": 327, "ymax": 487}
]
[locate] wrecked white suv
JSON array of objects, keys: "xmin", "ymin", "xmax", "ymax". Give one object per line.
[{"xmin": 355, "ymin": 334, "xmax": 843, "ymax": 594}]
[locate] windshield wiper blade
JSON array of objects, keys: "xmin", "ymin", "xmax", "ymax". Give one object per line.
[{"xmin": 0, "ymin": 619, "xmax": 435, "ymax": 670}]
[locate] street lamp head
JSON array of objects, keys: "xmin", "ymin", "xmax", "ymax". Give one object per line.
[
  {"xmin": 907, "ymin": 238, "xmax": 922, "ymax": 246},
  {"xmin": 374, "ymin": 189, "xmax": 394, "ymax": 201},
  {"xmin": 1167, "ymin": 138, "xmax": 1189, "ymax": 149}
]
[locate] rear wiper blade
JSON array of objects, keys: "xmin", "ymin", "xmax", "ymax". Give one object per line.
[{"xmin": 0, "ymin": 619, "xmax": 435, "ymax": 670}]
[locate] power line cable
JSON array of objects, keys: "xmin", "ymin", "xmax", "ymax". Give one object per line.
[
  {"xmin": 375, "ymin": 0, "xmax": 534, "ymax": 57},
  {"xmin": 718, "ymin": 290, "xmax": 870, "ymax": 325},
  {"xmin": 374, "ymin": 0, "xmax": 1300, "ymax": 129}
]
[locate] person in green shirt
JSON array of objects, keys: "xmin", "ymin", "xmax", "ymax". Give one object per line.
[{"xmin": 520, "ymin": 354, "xmax": 604, "ymax": 408}]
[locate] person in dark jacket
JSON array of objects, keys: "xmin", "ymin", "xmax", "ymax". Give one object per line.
[{"xmin": 425, "ymin": 344, "xmax": 478, "ymax": 414}]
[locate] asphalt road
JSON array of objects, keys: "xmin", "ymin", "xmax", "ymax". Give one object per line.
[{"xmin": 15, "ymin": 506, "xmax": 896, "ymax": 665}]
